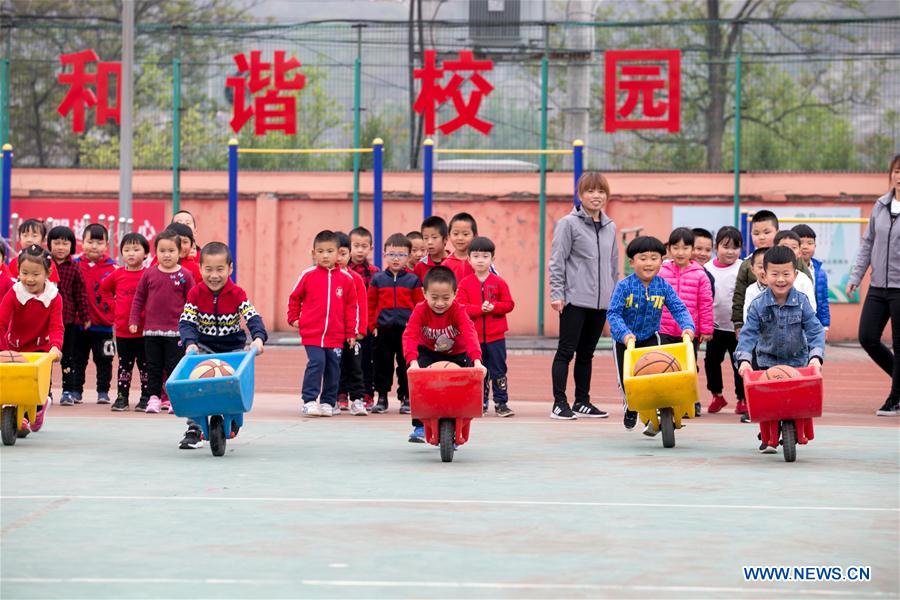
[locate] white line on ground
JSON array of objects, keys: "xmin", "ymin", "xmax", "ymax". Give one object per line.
[{"xmin": 1, "ymin": 495, "xmax": 896, "ymax": 512}]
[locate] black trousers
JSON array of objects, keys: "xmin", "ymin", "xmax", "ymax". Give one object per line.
[
  {"xmin": 858, "ymin": 286, "xmax": 900, "ymax": 400},
  {"xmin": 551, "ymin": 305, "xmax": 607, "ymax": 406},
  {"xmin": 359, "ymin": 333, "xmax": 374, "ymax": 397},
  {"xmin": 703, "ymin": 329, "xmax": 744, "ymax": 400},
  {"xmin": 116, "ymin": 336, "xmax": 149, "ymax": 402},
  {"xmin": 338, "ymin": 340, "xmax": 366, "ymax": 401},
  {"xmin": 481, "ymin": 339, "xmax": 508, "ymax": 407},
  {"xmin": 412, "ymin": 346, "xmax": 470, "ymax": 428},
  {"xmin": 373, "ymin": 326, "xmax": 408, "ymax": 399},
  {"xmin": 144, "ymin": 336, "xmax": 183, "ymax": 398},
  {"xmin": 614, "ymin": 333, "xmax": 660, "ymax": 412},
  {"xmin": 61, "ymin": 324, "xmax": 81, "ymax": 392},
  {"xmin": 73, "ymin": 328, "xmax": 114, "ymax": 394}
]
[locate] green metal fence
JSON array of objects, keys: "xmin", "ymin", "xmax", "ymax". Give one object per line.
[{"xmin": 0, "ymin": 17, "xmax": 898, "ymax": 175}]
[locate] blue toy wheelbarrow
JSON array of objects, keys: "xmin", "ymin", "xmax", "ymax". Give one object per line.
[{"xmin": 165, "ymin": 347, "xmax": 257, "ymax": 456}]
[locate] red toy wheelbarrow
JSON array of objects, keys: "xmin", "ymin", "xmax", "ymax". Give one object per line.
[{"xmin": 408, "ymin": 367, "xmax": 483, "ymax": 462}]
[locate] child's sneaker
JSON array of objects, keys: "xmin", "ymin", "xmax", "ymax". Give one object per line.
[
  {"xmin": 623, "ymin": 410, "xmax": 638, "ymax": 430},
  {"xmin": 372, "ymin": 394, "xmax": 388, "ymax": 414},
  {"xmin": 875, "ymin": 397, "xmax": 900, "ymax": 416},
  {"xmin": 160, "ymin": 399, "xmax": 172, "ymax": 413},
  {"xmin": 134, "ymin": 398, "xmax": 149, "ymax": 412},
  {"xmin": 408, "ymin": 426, "xmax": 425, "ymax": 443},
  {"xmin": 708, "ymin": 394, "xmax": 728, "ymax": 413},
  {"xmin": 642, "ymin": 420, "xmax": 659, "ymax": 437},
  {"xmin": 740, "ymin": 413, "xmax": 751, "ymax": 423},
  {"xmin": 573, "ymin": 401, "xmax": 608, "ymax": 418},
  {"xmin": 30, "ymin": 397, "xmax": 51, "ymax": 432},
  {"xmin": 320, "ymin": 403, "xmax": 334, "ymax": 417},
  {"xmin": 363, "ymin": 393, "xmax": 374, "ymax": 411},
  {"xmin": 694, "ymin": 401, "xmax": 702, "ymax": 417},
  {"xmin": 349, "ymin": 399, "xmax": 368, "ymax": 416},
  {"xmin": 59, "ymin": 392, "xmax": 75, "ymax": 406},
  {"xmin": 73, "ymin": 392, "xmax": 83, "ymax": 404},
  {"xmin": 111, "ymin": 396, "xmax": 129, "ymax": 412},
  {"xmin": 734, "ymin": 399, "xmax": 748, "ymax": 415},
  {"xmin": 550, "ymin": 402, "xmax": 577, "ymax": 420},
  {"xmin": 97, "ymin": 392, "xmax": 111, "ymax": 405},
  {"xmin": 145, "ymin": 395, "xmax": 162, "ymax": 414},
  {"xmin": 179, "ymin": 425, "xmax": 204, "ymax": 449},
  {"xmin": 303, "ymin": 401, "xmax": 322, "ymax": 417},
  {"xmin": 337, "ymin": 394, "xmax": 349, "ymax": 412},
  {"xmin": 495, "ymin": 403, "xmax": 514, "ymax": 417},
  {"xmin": 399, "ymin": 398, "xmax": 410, "ymax": 414},
  {"xmin": 759, "ymin": 445, "xmax": 777, "ymax": 454}
]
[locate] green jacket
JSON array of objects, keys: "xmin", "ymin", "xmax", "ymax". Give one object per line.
[{"xmin": 731, "ymin": 255, "xmax": 811, "ymax": 328}]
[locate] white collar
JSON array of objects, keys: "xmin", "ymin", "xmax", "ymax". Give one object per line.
[{"xmin": 14, "ymin": 281, "xmax": 59, "ymax": 308}]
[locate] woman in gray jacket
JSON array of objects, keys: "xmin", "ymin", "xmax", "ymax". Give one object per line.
[
  {"xmin": 548, "ymin": 172, "xmax": 619, "ymax": 420},
  {"xmin": 848, "ymin": 154, "xmax": 900, "ymax": 416}
]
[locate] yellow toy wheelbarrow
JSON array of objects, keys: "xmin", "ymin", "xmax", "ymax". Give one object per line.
[
  {"xmin": 1, "ymin": 352, "xmax": 53, "ymax": 446},
  {"xmin": 623, "ymin": 333, "xmax": 697, "ymax": 448}
]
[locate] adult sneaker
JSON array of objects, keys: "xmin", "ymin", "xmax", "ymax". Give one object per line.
[
  {"xmin": 97, "ymin": 392, "xmax": 111, "ymax": 405},
  {"xmin": 350, "ymin": 399, "xmax": 368, "ymax": 416},
  {"xmin": 320, "ymin": 403, "xmax": 334, "ymax": 417},
  {"xmin": 59, "ymin": 392, "xmax": 75, "ymax": 407},
  {"xmin": 179, "ymin": 426, "xmax": 203, "ymax": 449},
  {"xmin": 134, "ymin": 398, "xmax": 149, "ymax": 412},
  {"xmin": 623, "ymin": 410, "xmax": 638, "ymax": 430},
  {"xmin": 642, "ymin": 420, "xmax": 659, "ymax": 437},
  {"xmin": 550, "ymin": 402, "xmax": 577, "ymax": 420},
  {"xmin": 408, "ymin": 426, "xmax": 425, "ymax": 443},
  {"xmin": 145, "ymin": 395, "xmax": 161, "ymax": 414},
  {"xmin": 111, "ymin": 396, "xmax": 129, "ymax": 412},
  {"xmin": 708, "ymin": 394, "xmax": 728, "ymax": 413},
  {"xmin": 495, "ymin": 403, "xmax": 514, "ymax": 417},
  {"xmin": 302, "ymin": 401, "xmax": 321, "ymax": 417},
  {"xmin": 573, "ymin": 401, "xmax": 608, "ymax": 418},
  {"xmin": 875, "ymin": 397, "xmax": 900, "ymax": 417}
]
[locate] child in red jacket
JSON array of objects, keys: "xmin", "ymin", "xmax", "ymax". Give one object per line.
[
  {"xmin": 287, "ymin": 230, "xmax": 358, "ymax": 418},
  {"xmin": 100, "ymin": 233, "xmax": 150, "ymax": 412},
  {"xmin": 402, "ymin": 266, "xmax": 485, "ymax": 443},
  {"xmin": 442, "ymin": 212, "xmax": 477, "ymax": 283},
  {"xmin": 7, "ymin": 219, "xmax": 61, "ymax": 283},
  {"xmin": 335, "ymin": 231, "xmax": 369, "ymax": 416},
  {"xmin": 457, "ymin": 236, "xmax": 516, "ymax": 417},
  {"xmin": 347, "ymin": 226, "xmax": 379, "ymax": 406},
  {"xmin": 0, "ymin": 246, "xmax": 63, "ymax": 433}
]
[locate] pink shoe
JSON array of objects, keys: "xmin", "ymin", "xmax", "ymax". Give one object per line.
[
  {"xmin": 31, "ymin": 396, "xmax": 51, "ymax": 432},
  {"xmin": 145, "ymin": 395, "xmax": 161, "ymax": 414},
  {"xmin": 161, "ymin": 400, "xmax": 172, "ymax": 413}
]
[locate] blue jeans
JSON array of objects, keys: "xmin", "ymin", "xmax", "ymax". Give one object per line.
[
  {"xmin": 481, "ymin": 339, "xmax": 508, "ymax": 408},
  {"xmin": 302, "ymin": 346, "xmax": 342, "ymax": 406}
]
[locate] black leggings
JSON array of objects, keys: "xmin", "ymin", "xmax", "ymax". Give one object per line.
[
  {"xmin": 703, "ymin": 329, "xmax": 744, "ymax": 400},
  {"xmin": 116, "ymin": 336, "xmax": 149, "ymax": 402},
  {"xmin": 144, "ymin": 336, "xmax": 184, "ymax": 398},
  {"xmin": 551, "ymin": 305, "xmax": 607, "ymax": 406},
  {"xmin": 858, "ymin": 286, "xmax": 900, "ymax": 400}
]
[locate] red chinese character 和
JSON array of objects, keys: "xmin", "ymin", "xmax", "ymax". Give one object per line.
[
  {"xmin": 604, "ymin": 49, "xmax": 680, "ymax": 133},
  {"xmin": 57, "ymin": 49, "xmax": 121, "ymax": 133}
]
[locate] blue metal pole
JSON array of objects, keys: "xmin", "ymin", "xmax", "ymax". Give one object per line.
[
  {"xmin": 572, "ymin": 139, "xmax": 584, "ymax": 206},
  {"xmin": 740, "ymin": 212, "xmax": 751, "ymax": 258},
  {"xmin": 423, "ymin": 138, "xmax": 433, "ymax": 219},
  {"xmin": 373, "ymin": 138, "xmax": 383, "ymax": 269},
  {"xmin": 1, "ymin": 144, "xmax": 11, "ymax": 243},
  {"xmin": 228, "ymin": 139, "xmax": 238, "ymax": 282}
]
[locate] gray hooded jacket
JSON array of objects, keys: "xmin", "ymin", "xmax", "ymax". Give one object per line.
[
  {"xmin": 850, "ymin": 190, "xmax": 900, "ymax": 289},
  {"xmin": 549, "ymin": 206, "xmax": 619, "ymax": 310}
]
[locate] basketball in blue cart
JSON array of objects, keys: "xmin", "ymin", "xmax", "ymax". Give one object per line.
[{"xmin": 165, "ymin": 348, "xmax": 257, "ymax": 456}]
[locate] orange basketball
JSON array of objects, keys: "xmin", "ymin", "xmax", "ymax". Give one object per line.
[
  {"xmin": 633, "ymin": 351, "xmax": 681, "ymax": 376},
  {"xmin": 429, "ymin": 361, "xmax": 462, "ymax": 369},
  {"xmin": 189, "ymin": 358, "xmax": 235, "ymax": 379},
  {"xmin": 0, "ymin": 350, "xmax": 26, "ymax": 363},
  {"xmin": 763, "ymin": 365, "xmax": 801, "ymax": 380}
]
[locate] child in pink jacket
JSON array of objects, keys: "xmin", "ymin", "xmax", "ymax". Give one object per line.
[{"xmin": 659, "ymin": 228, "xmax": 714, "ymax": 417}]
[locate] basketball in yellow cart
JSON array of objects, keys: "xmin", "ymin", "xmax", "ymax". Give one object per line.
[
  {"xmin": 0, "ymin": 353, "xmax": 53, "ymax": 446},
  {"xmin": 622, "ymin": 333, "xmax": 698, "ymax": 448}
]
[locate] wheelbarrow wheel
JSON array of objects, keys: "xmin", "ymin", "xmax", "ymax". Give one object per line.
[
  {"xmin": 1, "ymin": 406, "xmax": 17, "ymax": 446},
  {"xmin": 209, "ymin": 416, "xmax": 226, "ymax": 457},
  {"xmin": 781, "ymin": 420, "xmax": 797, "ymax": 463},
  {"xmin": 659, "ymin": 407, "xmax": 676, "ymax": 448},
  {"xmin": 439, "ymin": 419, "xmax": 455, "ymax": 463}
]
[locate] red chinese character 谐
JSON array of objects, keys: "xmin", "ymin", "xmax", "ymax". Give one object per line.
[
  {"xmin": 413, "ymin": 49, "xmax": 494, "ymax": 136},
  {"xmin": 604, "ymin": 49, "xmax": 680, "ymax": 133},
  {"xmin": 226, "ymin": 50, "xmax": 305, "ymax": 135},
  {"xmin": 57, "ymin": 49, "xmax": 122, "ymax": 133}
]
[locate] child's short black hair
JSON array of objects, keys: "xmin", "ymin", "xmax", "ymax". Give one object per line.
[
  {"xmin": 0, "ymin": 238, "xmax": 7, "ymax": 261},
  {"xmin": 791, "ymin": 224, "xmax": 817, "ymax": 240},
  {"xmin": 384, "ymin": 233, "xmax": 412, "ymax": 251},
  {"xmin": 83, "ymin": 223, "xmax": 109, "ymax": 242},
  {"xmin": 667, "ymin": 227, "xmax": 694, "ymax": 247},
  {"xmin": 715, "ymin": 226, "xmax": 743, "ymax": 248},
  {"xmin": 19, "ymin": 219, "xmax": 47, "ymax": 240},
  {"xmin": 349, "ymin": 226, "xmax": 373, "ymax": 244},
  {"xmin": 774, "ymin": 230, "xmax": 800, "ymax": 245},
  {"xmin": 764, "ymin": 245, "xmax": 796, "ymax": 269},
  {"xmin": 751, "ymin": 247, "xmax": 768, "ymax": 265},
  {"xmin": 468, "ymin": 236, "xmax": 495, "ymax": 256},
  {"xmin": 313, "ymin": 230, "xmax": 338, "ymax": 247},
  {"xmin": 154, "ymin": 229, "xmax": 180, "ymax": 250},
  {"xmin": 406, "ymin": 231, "xmax": 423, "ymax": 241},
  {"xmin": 335, "ymin": 231, "xmax": 351, "ymax": 250},
  {"xmin": 449, "ymin": 212, "xmax": 478, "ymax": 236},
  {"xmin": 166, "ymin": 222, "xmax": 195, "ymax": 245},
  {"xmin": 200, "ymin": 241, "xmax": 233, "ymax": 266},
  {"xmin": 47, "ymin": 226, "xmax": 76, "ymax": 256},
  {"xmin": 626, "ymin": 236, "xmax": 666, "ymax": 259},
  {"xmin": 120, "ymin": 232, "xmax": 149, "ymax": 254},
  {"xmin": 752, "ymin": 210, "xmax": 779, "ymax": 229},
  {"xmin": 17, "ymin": 244, "xmax": 51, "ymax": 273},
  {"xmin": 421, "ymin": 216, "xmax": 449, "ymax": 239},
  {"xmin": 691, "ymin": 228, "xmax": 713, "ymax": 243},
  {"xmin": 423, "ymin": 265, "xmax": 457, "ymax": 292}
]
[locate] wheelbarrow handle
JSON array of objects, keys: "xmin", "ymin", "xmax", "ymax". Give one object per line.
[
  {"xmin": 682, "ymin": 332, "xmax": 693, "ymax": 344},
  {"xmin": 626, "ymin": 338, "xmax": 635, "ymax": 351}
]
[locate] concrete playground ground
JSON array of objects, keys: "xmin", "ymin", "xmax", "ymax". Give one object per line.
[{"xmin": 1, "ymin": 342, "xmax": 898, "ymax": 599}]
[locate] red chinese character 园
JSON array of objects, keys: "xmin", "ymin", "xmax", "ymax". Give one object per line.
[
  {"xmin": 413, "ymin": 49, "xmax": 494, "ymax": 136},
  {"xmin": 226, "ymin": 50, "xmax": 305, "ymax": 135},
  {"xmin": 604, "ymin": 49, "xmax": 680, "ymax": 133},
  {"xmin": 57, "ymin": 49, "xmax": 122, "ymax": 133}
]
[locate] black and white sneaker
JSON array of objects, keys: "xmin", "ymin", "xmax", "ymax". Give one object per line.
[
  {"xmin": 179, "ymin": 426, "xmax": 204, "ymax": 449},
  {"xmin": 573, "ymin": 401, "xmax": 608, "ymax": 418},
  {"xmin": 134, "ymin": 398, "xmax": 148, "ymax": 412},
  {"xmin": 111, "ymin": 396, "xmax": 129, "ymax": 412},
  {"xmin": 694, "ymin": 401, "xmax": 702, "ymax": 417},
  {"xmin": 875, "ymin": 397, "xmax": 900, "ymax": 417},
  {"xmin": 550, "ymin": 403, "xmax": 577, "ymax": 420},
  {"xmin": 623, "ymin": 410, "xmax": 638, "ymax": 430}
]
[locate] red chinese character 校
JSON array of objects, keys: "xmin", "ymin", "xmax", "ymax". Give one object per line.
[
  {"xmin": 226, "ymin": 50, "xmax": 305, "ymax": 135},
  {"xmin": 413, "ymin": 49, "xmax": 494, "ymax": 136},
  {"xmin": 57, "ymin": 49, "xmax": 122, "ymax": 133},
  {"xmin": 604, "ymin": 49, "xmax": 680, "ymax": 133}
]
